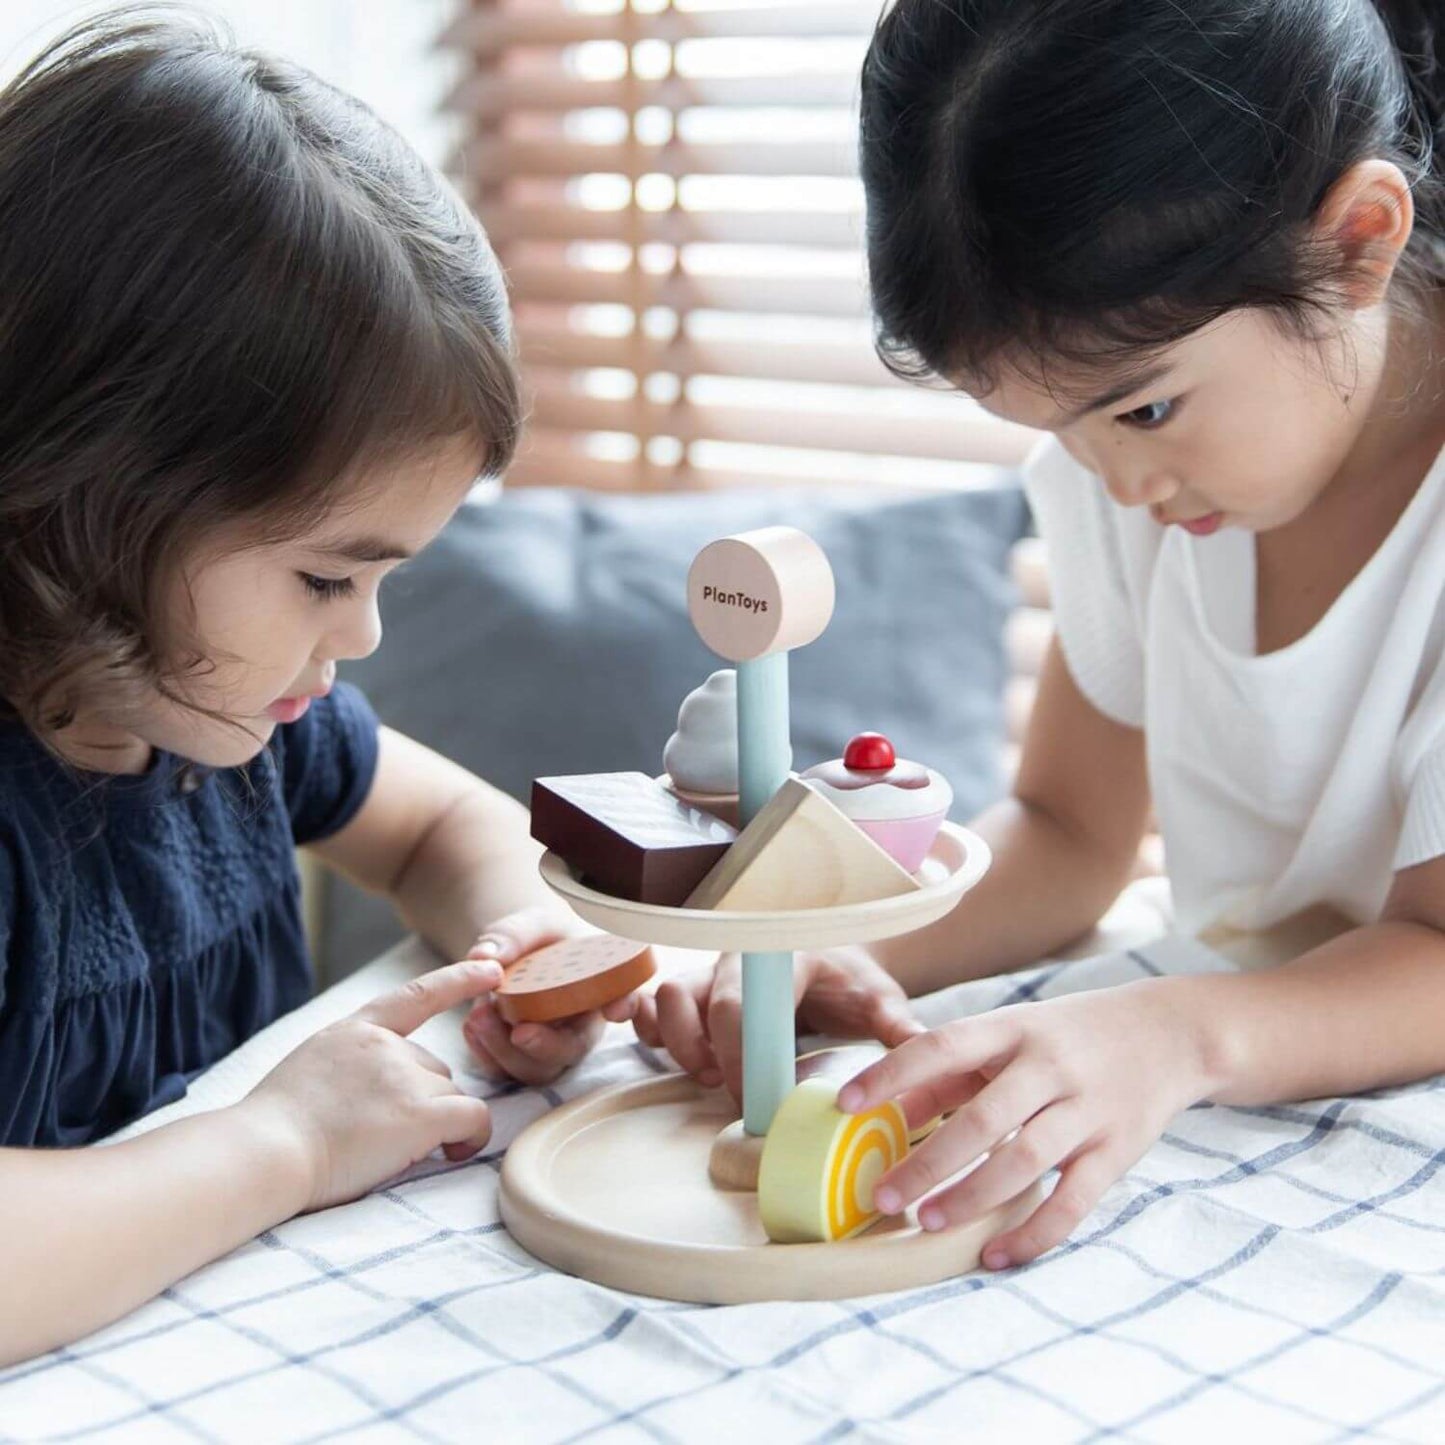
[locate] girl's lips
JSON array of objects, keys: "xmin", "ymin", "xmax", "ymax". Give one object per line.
[
  {"xmin": 1179, "ymin": 511, "xmax": 1223, "ymax": 536},
  {"xmin": 266, "ymin": 695, "xmax": 312, "ymax": 724}
]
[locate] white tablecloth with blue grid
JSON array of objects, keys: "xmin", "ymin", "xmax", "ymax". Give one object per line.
[{"xmin": 3, "ymin": 931, "xmax": 1444, "ymax": 1444}]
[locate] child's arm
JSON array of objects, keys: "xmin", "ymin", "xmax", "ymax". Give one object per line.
[
  {"xmin": 839, "ymin": 859, "xmax": 1445, "ymax": 1271},
  {"xmin": 307, "ymin": 726, "xmax": 557, "ymax": 965},
  {"xmin": 0, "ymin": 960, "xmax": 498, "ymax": 1367},
  {"xmin": 871, "ymin": 637, "xmax": 1153, "ymax": 995},
  {"xmin": 1196, "ymin": 857, "xmax": 1445, "ymax": 1105},
  {"xmin": 0, "ymin": 1099, "xmax": 307, "ymax": 1365},
  {"xmin": 306, "ymin": 726, "xmax": 601, "ymax": 1083}
]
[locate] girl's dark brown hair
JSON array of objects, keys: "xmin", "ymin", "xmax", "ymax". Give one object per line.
[
  {"xmin": 0, "ymin": 9, "xmax": 521, "ymax": 738},
  {"xmin": 860, "ymin": 0, "xmax": 1445, "ymax": 395}
]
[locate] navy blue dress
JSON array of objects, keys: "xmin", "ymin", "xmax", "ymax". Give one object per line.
[{"xmin": 0, "ymin": 683, "xmax": 379, "ymax": 1147}]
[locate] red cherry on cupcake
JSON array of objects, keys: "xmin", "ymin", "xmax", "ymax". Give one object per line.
[{"xmin": 843, "ymin": 732, "xmax": 896, "ymax": 772}]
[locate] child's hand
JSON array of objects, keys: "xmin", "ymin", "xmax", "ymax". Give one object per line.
[
  {"xmin": 460, "ymin": 907, "xmax": 607, "ymax": 1086},
  {"xmin": 620, "ymin": 946, "xmax": 924, "ymax": 1101},
  {"xmin": 242, "ymin": 960, "xmax": 504, "ymax": 1213},
  {"xmin": 837, "ymin": 980, "xmax": 1211, "ymax": 1269}
]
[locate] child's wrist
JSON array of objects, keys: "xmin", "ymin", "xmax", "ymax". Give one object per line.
[
  {"xmin": 1154, "ymin": 972, "xmax": 1251, "ymax": 1106},
  {"xmin": 225, "ymin": 1095, "xmax": 320, "ymax": 1220}
]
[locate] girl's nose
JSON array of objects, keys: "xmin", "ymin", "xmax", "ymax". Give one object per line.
[
  {"xmin": 1104, "ymin": 470, "xmax": 1180, "ymax": 510},
  {"xmin": 329, "ymin": 594, "xmax": 383, "ymax": 662}
]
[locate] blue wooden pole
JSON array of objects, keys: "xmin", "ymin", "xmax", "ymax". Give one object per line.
[{"xmin": 736, "ymin": 651, "xmax": 794, "ymax": 1136}]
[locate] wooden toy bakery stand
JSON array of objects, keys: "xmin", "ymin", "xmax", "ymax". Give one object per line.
[{"xmin": 500, "ymin": 530, "xmax": 1034, "ymax": 1303}]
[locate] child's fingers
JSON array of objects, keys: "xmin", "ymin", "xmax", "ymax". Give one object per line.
[
  {"xmin": 601, "ymin": 990, "xmax": 640, "ymax": 1024},
  {"xmin": 867, "ymin": 991, "xmax": 927, "ymax": 1049},
  {"xmin": 427, "ymin": 1092, "xmax": 494, "ymax": 1160},
  {"xmin": 914, "ymin": 1100, "xmax": 1084, "ymax": 1232},
  {"xmin": 809, "ymin": 978, "xmax": 923, "ymax": 1048},
  {"xmin": 463, "ymin": 996, "xmax": 506, "ymax": 1050},
  {"xmin": 463, "ymin": 998, "xmax": 584, "ymax": 1086},
  {"xmin": 511, "ymin": 1013, "xmax": 604, "ymax": 1071},
  {"xmin": 838, "ymin": 1016, "xmax": 1011, "ymax": 1115},
  {"xmin": 464, "ymin": 1036, "xmax": 507, "ymax": 1082},
  {"xmin": 980, "ymin": 1142, "xmax": 1121, "ymax": 1270},
  {"xmin": 703, "ymin": 955, "xmax": 744, "ymax": 1099},
  {"xmin": 464, "ymin": 998, "xmax": 522, "ymax": 1067},
  {"xmin": 628, "ymin": 992, "xmax": 664, "ymax": 1048},
  {"xmin": 873, "ymin": 1064, "xmax": 1053, "ymax": 1214},
  {"xmin": 358, "ymin": 960, "xmax": 504, "ymax": 1036},
  {"xmin": 405, "ymin": 1039, "xmax": 454, "ymax": 1080},
  {"xmin": 655, "ymin": 977, "xmax": 721, "ymax": 1086},
  {"xmin": 895, "ymin": 1077, "xmax": 962, "ymax": 1133},
  {"xmin": 468, "ymin": 906, "xmax": 574, "ymax": 966}
]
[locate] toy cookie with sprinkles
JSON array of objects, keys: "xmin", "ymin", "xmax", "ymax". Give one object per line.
[{"xmin": 495, "ymin": 935, "xmax": 657, "ymax": 1025}]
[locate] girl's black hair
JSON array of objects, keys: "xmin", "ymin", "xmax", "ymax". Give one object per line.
[
  {"xmin": 0, "ymin": 9, "xmax": 520, "ymax": 736},
  {"xmin": 860, "ymin": 0, "xmax": 1445, "ymax": 391}
]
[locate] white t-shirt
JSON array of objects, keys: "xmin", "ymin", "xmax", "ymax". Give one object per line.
[{"xmin": 1022, "ymin": 437, "xmax": 1445, "ymax": 936}]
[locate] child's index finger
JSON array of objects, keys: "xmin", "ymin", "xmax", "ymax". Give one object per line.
[
  {"xmin": 836, "ymin": 1054, "xmax": 901, "ymax": 1114},
  {"xmin": 836, "ymin": 1019, "xmax": 1000, "ymax": 1114},
  {"xmin": 357, "ymin": 959, "xmax": 505, "ymax": 1036}
]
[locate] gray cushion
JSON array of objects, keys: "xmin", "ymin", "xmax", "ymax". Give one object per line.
[{"xmin": 322, "ymin": 482, "xmax": 1028, "ymax": 980}]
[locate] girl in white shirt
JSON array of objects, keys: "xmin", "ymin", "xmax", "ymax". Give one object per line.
[{"xmin": 629, "ymin": 0, "xmax": 1445, "ymax": 1269}]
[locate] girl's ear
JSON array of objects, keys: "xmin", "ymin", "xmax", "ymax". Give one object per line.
[{"xmin": 1313, "ymin": 158, "xmax": 1415, "ymax": 309}]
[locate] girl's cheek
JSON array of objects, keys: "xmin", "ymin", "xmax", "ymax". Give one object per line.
[{"xmin": 1059, "ymin": 434, "xmax": 1094, "ymax": 470}]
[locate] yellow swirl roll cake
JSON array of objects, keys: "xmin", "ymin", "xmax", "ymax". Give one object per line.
[{"xmin": 758, "ymin": 1078, "xmax": 910, "ymax": 1243}]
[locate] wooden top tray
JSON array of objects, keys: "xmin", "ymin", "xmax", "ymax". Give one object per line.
[{"xmin": 538, "ymin": 821, "xmax": 989, "ymax": 952}]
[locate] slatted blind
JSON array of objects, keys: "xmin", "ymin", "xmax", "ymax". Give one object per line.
[{"xmin": 442, "ymin": 0, "xmax": 1038, "ymax": 492}]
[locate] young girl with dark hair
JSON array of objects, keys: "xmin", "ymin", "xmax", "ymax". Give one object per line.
[
  {"xmin": 635, "ymin": 0, "xmax": 1445, "ymax": 1272},
  {"xmin": 0, "ymin": 14, "xmax": 604, "ymax": 1362}
]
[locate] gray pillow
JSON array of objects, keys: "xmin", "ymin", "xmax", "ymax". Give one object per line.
[{"xmin": 322, "ymin": 481, "xmax": 1028, "ymax": 980}]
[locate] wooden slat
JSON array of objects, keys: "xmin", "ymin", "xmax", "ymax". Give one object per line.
[
  {"xmin": 444, "ymin": 70, "xmax": 860, "ymax": 119},
  {"xmin": 507, "ymin": 432, "xmax": 1019, "ymax": 493},
  {"xmin": 526, "ymin": 375, "xmax": 1036, "ymax": 464},
  {"xmin": 443, "ymin": 2, "xmax": 1039, "ymax": 497},
  {"xmin": 516, "ymin": 320, "xmax": 906, "ymax": 389},
  {"xmin": 505, "ymin": 446, "xmax": 883, "ymax": 493},
  {"xmin": 505, "ymin": 260, "xmax": 868, "ymax": 316},
  {"xmin": 443, "ymin": 4, "xmax": 880, "ymax": 54},
  {"xmin": 482, "ymin": 203, "xmax": 861, "ymax": 249},
  {"xmin": 462, "ymin": 137, "xmax": 856, "ymax": 183}
]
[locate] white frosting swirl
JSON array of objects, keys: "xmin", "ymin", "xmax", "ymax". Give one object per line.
[{"xmin": 663, "ymin": 670, "xmax": 739, "ymax": 795}]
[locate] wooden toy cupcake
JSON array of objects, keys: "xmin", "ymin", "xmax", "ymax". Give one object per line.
[{"xmin": 801, "ymin": 732, "xmax": 952, "ymax": 873}]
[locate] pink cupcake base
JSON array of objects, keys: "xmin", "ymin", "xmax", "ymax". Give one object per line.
[{"xmin": 854, "ymin": 811, "xmax": 949, "ymax": 874}]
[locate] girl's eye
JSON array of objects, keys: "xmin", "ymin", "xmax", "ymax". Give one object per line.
[
  {"xmin": 299, "ymin": 573, "xmax": 357, "ymax": 601},
  {"xmin": 1119, "ymin": 398, "xmax": 1177, "ymax": 430}
]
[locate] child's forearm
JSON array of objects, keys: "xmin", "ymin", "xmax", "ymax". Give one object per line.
[
  {"xmin": 0, "ymin": 1099, "xmax": 309, "ymax": 1366},
  {"xmin": 391, "ymin": 783, "xmax": 555, "ymax": 962},
  {"xmin": 1187, "ymin": 921, "xmax": 1445, "ymax": 1106},
  {"xmin": 872, "ymin": 794, "xmax": 1138, "ymax": 996}
]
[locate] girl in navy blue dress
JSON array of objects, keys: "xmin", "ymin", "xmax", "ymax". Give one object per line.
[{"xmin": 0, "ymin": 14, "xmax": 598, "ymax": 1361}]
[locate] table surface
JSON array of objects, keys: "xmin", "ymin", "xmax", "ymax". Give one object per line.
[{"xmin": 4, "ymin": 904, "xmax": 1445, "ymax": 1445}]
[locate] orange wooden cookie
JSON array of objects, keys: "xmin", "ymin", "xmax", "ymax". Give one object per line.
[{"xmin": 496, "ymin": 935, "xmax": 657, "ymax": 1024}]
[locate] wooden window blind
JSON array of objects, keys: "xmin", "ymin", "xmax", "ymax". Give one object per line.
[{"xmin": 442, "ymin": 0, "xmax": 1039, "ymax": 493}]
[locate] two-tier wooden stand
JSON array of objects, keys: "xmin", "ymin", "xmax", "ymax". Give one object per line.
[{"xmin": 499, "ymin": 530, "xmax": 1038, "ymax": 1304}]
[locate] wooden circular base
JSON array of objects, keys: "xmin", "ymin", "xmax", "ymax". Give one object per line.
[
  {"xmin": 499, "ymin": 1073, "xmax": 1041, "ymax": 1305},
  {"xmin": 708, "ymin": 1119, "xmax": 765, "ymax": 1191}
]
